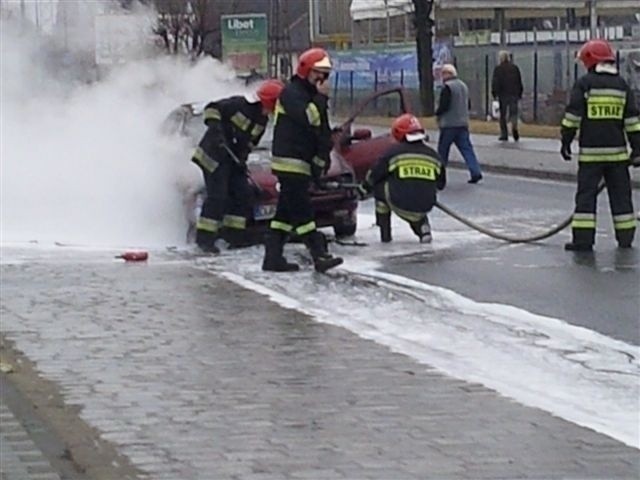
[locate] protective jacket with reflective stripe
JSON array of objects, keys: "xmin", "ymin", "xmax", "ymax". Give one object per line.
[
  {"xmin": 271, "ymin": 76, "xmax": 333, "ymax": 177},
  {"xmin": 561, "ymin": 68, "xmax": 640, "ymax": 162},
  {"xmin": 192, "ymin": 96, "xmax": 267, "ymax": 173},
  {"xmin": 364, "ymin": 141, "xmax": 444, "ymax": 213}
]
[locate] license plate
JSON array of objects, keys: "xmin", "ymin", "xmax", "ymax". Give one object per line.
[{"xmin": 254, "ymin": 204, "xmax": 277, "ymax": 220}]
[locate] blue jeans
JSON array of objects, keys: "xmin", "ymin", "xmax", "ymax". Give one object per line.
[{"xmin": 437, "ymin": 126, "xmax": 482, "ymax": 178}]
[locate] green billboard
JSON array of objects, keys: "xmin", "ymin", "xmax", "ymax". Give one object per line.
[{"xmin": 221, "ymin": 13, "xmax": 268, "ymax": 75}]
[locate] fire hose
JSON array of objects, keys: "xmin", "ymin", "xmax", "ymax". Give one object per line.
[{"xmin": 321, "ymin": 180, "xmax": 611, "ymax": 245}]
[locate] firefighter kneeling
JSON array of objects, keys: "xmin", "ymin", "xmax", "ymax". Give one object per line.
[
  {"xmin": 357, "ymin": 114, "xmax": 446, "ymax": 243},
  {"xmin": 561, "ymin": 39, "xmax": 640, "ymax": 251}
]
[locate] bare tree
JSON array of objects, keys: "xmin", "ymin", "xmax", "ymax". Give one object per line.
[{"xmin": 412, "ymin": 0, "xmax": 434, "ymax": 116}]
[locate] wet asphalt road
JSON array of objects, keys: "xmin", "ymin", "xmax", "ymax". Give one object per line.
[{"xmin": 383, "ymin": 169, "xmax": 640, "ymax": 345}]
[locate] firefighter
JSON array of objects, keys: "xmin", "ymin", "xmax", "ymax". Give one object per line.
[
  {"xmin": 561, "ymin": 39, "xmax": 640, "ymax": 251},
  {"xmin": 261, "ymin": 48, "xmax": 343, "ymax": 273},
  {"xmin": 356, "ymin": 114, "xmax": 446, "ymax": 243},
  {"xmin": 192, "ymin": 79, "xmax": 284, "ymax": 253}
]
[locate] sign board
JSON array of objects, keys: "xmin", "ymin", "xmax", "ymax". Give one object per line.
[
  {"xmin": 330, "ymin": 42, "xmax": 452, "ymax": 90},
  {"xmin": 221, "ymin": 13, "xmax": 268, "ymax": 75},
  {"xmin": 95, "ymin": 14, "xmax": 149, "ymax": 65}
]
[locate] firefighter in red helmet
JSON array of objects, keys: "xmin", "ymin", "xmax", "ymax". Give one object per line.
[
  {"xmin": 356, "ymin": 114, "xmax": 446, "ymax": 243},
  {"xmin": 191, "ymin": 79, "xmax": 284, "ymax": 253},
  {"xmin": 261, "ymin": 48, "xmax": 343, "ymax": 272},
  {"xmin": 561, "ymin": 39, "xmax": 640, "ymax": 251}
]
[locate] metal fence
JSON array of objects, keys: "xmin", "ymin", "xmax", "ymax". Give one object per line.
[{"xmin": 330, "ymin": 42, "xmax": 640, "ymax": 124}]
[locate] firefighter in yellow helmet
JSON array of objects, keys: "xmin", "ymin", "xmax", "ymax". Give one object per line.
[{"xmin": 560, "ymin": 39, "xmax": 640, "ymax": 251}]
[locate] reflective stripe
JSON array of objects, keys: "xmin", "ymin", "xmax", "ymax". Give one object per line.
[
  {"xmin": 561, "ymin": 117, "xmax": 580, "ymax": 128},
  {"xmin": 251, "ymin": 124, "xmax": 265, "ymax": 139},
  {"xmin": 295, "ymin": 221, "xmax": 316, "ymax": 236},
  {"xmin": 271, "ymin": 156, "xmax": 311, "ymax": 176},
  {"xmin": 579, "ymin": 146, "xmax": 628, "ymax": 155},
  {"xmin": 312, "ymin": 156, "xmax": 326, "ymax": 168},
  {"xmin": 192, "ymin": 147, "xmax": 219, "ymax": 173},
  {"xmin": 384, "ymin": 183, "xmax": 424, "ymax": 223},
  {"xmin": 274, "ymin": 100, "xmax": 285, "ymax": 124},
  {"xmin": 270, "ymin": 220, "xmax": 293, "ymax": 232},
  {"xmin": 306, "ymin": 103, "xmax": 321, "ymax": 127},
  {"xmin": 613, "ymin": 214, "xmax": 637, "ymax": 231},
  {"xmin": 375, "ymin": 201, "xmax": 390, "ymax": 214},
  {"xmin": 571, "ymin": 212, "xmax": 596, "ymax": 229},
  {"xmin": 625, "ymin": 116, "xmax": 640, "ymax": 133},
  {"xmin": 587, "ymin": 96, "xmax": 625, "ymax": 105},
  {"xmin": 578, "ymin": 152, "xmax": 629, "ymax": 162},
  {"xmin": 573, "ymin": 213, "xmax": 595, "ymax": 220},
  {"xmin": 588, "ymin": 88, "xmax": 626, "ymax": 98},
  {"xmin": 231, "ymin": 112, "xmax": 252, "ymax": 132},
  {"xmin": 222, "ymin": 215, "xmax": 247, "ymax": 230},
  {"xmin": 389, "ymin": 154, "xmax": 441, "ymax": 173},
  {"xmin": 564, "ymin": 112, "xmax": 581, "ymax": 122},
  {"xmin": 197, "ymin": 217, "xmax": 220, "ymax": 233},
  {"xmin": 204, "ymin": 107, "xmax": 221, "ymax": 122}
]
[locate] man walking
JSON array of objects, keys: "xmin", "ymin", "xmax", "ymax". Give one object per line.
[
  {"xmin": 492, "ymin": 50, "xmax": 523, "ymax": 141},
  {"xmin": 436, "ymin": 64, "xmax": 483, "ymax": 184}
]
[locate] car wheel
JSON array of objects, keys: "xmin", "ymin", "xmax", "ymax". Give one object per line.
[{"xmin": 334, "ymin": 222, "xmax": 357, "ymax": 238}]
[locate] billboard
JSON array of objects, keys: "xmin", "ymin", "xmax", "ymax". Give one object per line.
[
  {"xmin": 329, "ymin": 42, "xmax": 452, "ymax": 90},
  {"xmin": 221, "ymin": 14, "xmax": 268, "ymax": 75}
]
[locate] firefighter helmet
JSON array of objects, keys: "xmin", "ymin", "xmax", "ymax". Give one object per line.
[
  {"xmin": 296, "ymin": 48, "xmax": 332, "ymax": 78},
  {"xmin": 256, "ymin": 79, "xmax": 285, "ymax": 112},
  {"xmin": 391, "ymin": 114, "xmax": 425, "ymax": 142},
  {"xmin": 577, "ymin": 39, "xmax": 615, "ymax": 70}
]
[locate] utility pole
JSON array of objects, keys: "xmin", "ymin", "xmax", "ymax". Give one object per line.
[
  {"xmin": 412, "ymin": 0, "xmax": 434, "ymax": 116},
  {"xmin": 589, "ymin": 0, "xmax": 598, "ymax": 39}
]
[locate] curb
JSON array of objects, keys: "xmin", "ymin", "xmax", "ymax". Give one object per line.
[{"xmin": 447, "ymin": 160, "xmax": 640, "ymax": 189}]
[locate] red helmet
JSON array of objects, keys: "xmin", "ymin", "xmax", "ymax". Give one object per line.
[
  {"xmin": 391, "ymin": 114, "xmax": 425, "ymax": 142},
  {"xmin": 577, "ymin": 39, "xmax": 615, "ymax": 70},
  {"xmin": 256, "ymin": 79, "xmax": 285, "ymax": 112},
  {"xmin": 296, "ymin": 48, "xmax": 332, "ymax": 78}
]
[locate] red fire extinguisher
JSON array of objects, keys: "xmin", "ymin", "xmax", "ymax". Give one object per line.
[{"xmin": 115, "ymin": 251, "xmax": 148, "ymax": 262}]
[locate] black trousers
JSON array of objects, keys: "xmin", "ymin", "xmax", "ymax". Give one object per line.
[
  {"xmin": 197, "ymin": 161, "xmax": 252, "ymax": 241},
  {"xmin": 498, "ymin": 95, "xmax": 519, "ymax": 137},
  {"xmin": 269, "ymin": 174, "xmax": 316, "ymax": 237},
  {"xmin": 572, "ymin": 162, "xmax": 635, "ymax": 247}
]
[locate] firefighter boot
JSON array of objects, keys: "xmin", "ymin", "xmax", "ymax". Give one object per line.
[
  {"xmin": 376, "ymin": 212, "xmax": 392, "ymax": 243},
  {"xmin": 564, "ymin": 242, "xmax": 593, "ymax": 252},
  {"xmin": 262, "ymin": 232, "xmax": 299, "ymax": 272},
  {"xmin": 410, "ymin": 217, "xmax": 432, "ymax": 243},
  {"xmin": 195, "ymin": 230, "xmax": 220, "ymax": 254},
  {"xmin": 304, "ymin": 231, "xmax": 343, "ymax": 273}
]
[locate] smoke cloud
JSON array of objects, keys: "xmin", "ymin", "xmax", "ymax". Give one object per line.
[{"xmin": 1, "ymin": 7, "xmax": 249, "ymax": 248}]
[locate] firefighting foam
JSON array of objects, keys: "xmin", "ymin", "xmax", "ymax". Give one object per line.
[{"xmin": 0, "ymin": 14, "xmax": 246, "ymax": 248}]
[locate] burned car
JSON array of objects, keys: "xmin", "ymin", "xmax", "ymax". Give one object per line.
[{"xmin": 165, "ymin": 88, "xmax": 410, "ymax": 244}]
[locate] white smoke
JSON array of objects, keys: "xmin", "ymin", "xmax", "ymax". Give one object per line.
[{"xmin": 0, "ymin": 7, "xmax": 249, "ymax": 248}]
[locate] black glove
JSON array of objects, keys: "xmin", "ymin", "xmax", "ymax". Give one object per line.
[
  {"xmin": 436, "ymin": 167, "xmax": 447, "ymax": 191},
  {"xmin": 311, "ymin": 156, "xmax": 328, "ymax": 181},
  {"xmin": 356, "ymin": 183, "xmax": 372, "ymax": 201},
  {"xmin": 630, "ymin": 151, "xmax": 640, "ymax": 168},
  {"xmin": 560, "ymin": 143, "xmax": 572, "ymax": 161}
]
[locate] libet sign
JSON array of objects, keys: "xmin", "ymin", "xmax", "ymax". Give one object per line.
[{"xmin": 221, "ymin": 14, "xmax": 268, "ymax": 75}]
